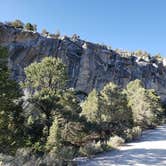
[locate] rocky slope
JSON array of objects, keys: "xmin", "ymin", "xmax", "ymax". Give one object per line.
[{"xmin": 1, "ymin": 22, "xmax": 166, "ymax": 101}]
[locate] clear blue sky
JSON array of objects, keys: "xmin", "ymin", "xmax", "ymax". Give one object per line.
[{"xmin": 0, "ymin": 0, "xmax": 166, "ymax": 56}]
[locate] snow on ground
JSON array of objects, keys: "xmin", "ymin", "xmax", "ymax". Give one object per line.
[{"xmin": 77, "ymin": 125, "xmax": 166, "ymax": 166}]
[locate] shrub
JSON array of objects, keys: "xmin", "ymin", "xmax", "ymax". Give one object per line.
[
  {"xmin": 132, "ymin": 126, "xmax": 142, "ymax": 140},
  {"xmin": 42, "ymin": 29, "xmax": 49, "ymax": 36},
  {"xmin": 79, "ymin": 141, "xmax": 103, "ymax": 157},
  {"xmin": 94, "ymin": 141, "xmax": 103, "ymax": 153},
  {"xmin": 45, "ymin": 117, "xmax": 62, "ymax": 153},
  {"xmin": 81, "ymin": 82, "xmax": 133, "ymax": 140},
  {"xmin": 126, "ymin": 79, "xmax": 164, "ymax": 128},
  {"xmin": 11, "ymin": 20, "xmax": 24, "ymax": 29},
  {"xmin": 107, "ymin": 136, "xmax": 124, "ymax": 149},
  {"xmin": 59, "ymin": 146, "xmax": 76, "ymax": 161},
  {"xmin": 24, "ymin": 23, "xmax": 36, "ymax": 31},
  {"xmin": 125, "ymin": 126, "xmax": 142, "ymax": 141},
  {"xmin": 124, "ymin": 129, "xmax": 133, "ymax": 142},
  {"xmin": 0, "ymin": 46, "xmax": 23, "ymax": 154}
]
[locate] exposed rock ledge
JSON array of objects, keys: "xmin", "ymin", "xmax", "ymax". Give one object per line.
[{"xmin": 1, "ymin": 23, "xmax": 166, "ymax": 101}]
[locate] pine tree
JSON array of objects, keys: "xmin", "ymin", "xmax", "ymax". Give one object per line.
[
  {"xmin": 101, "ymin": 82, "xmax": 132, "ymax": 127},
  {"xmin": 81, "ymin": 89, "xmax": 102, "ymax": 124},
  {"xmin": 0, "ymin": 46, "xmax": 23, "ymax": 153},
  {"xmin": 25, "ymin": 22, "xmax": 35, "ymax": 31},
  {"xmin": 46, "ymin": 117, "xmax": 62, "ymax": 153},
  {"xmin": 81, "ymin": 83, "xmax": 133, "ymax": 139},
  {"xmin": 126, "ymin": 79, "xmax": 163, "ymax": 128},
  {"xmin": 11, "ymin": 19, "xmax": 24, "ymax": 29},
  {"xmin": 23, "ymin": 57, "xmax": 67, "ymax": 97}
]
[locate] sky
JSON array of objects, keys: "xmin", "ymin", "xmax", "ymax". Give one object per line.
[{"xmin": 0, "ymin": 0, "xmax": 166, "ymax": 56}]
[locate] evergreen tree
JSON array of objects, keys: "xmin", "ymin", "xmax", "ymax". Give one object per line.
[
  {"xmin": 23, "ymin": 57, "xmax": 89, "ymax": 150},
  {"xmin": 46, "ymin": 117, "xmax": 62, "ymax": 153},
  {"xmin": 53, "ymin": 89, "xmax": 90, "ymax": 146},
  {"xmin": 100, "ymin": 82, "xmax": 132, "ymax": 129},
  {"xmin": 81, "ymin": 89, "xmax": 102, "ymax": 124},
  {"xmin": 22, "ymin": 57, "xmax": 67, "ymax": 132},
  {"xmin": 126, "ymin": 79, "xmax": 163, "ymax": 128},
  {"xmin": 81, "ymin": 83, "xmax": 133, "ymax": 139},
  {"xmin": 23, "ymin": 57, "xmax": 67, "ymax": 97},
  {"xmin": 0, "ymin": 46, "xmax": 23, "ymax": 153},
  {"xmin": 25, "ymin": 22, "xmax": 35, "ymax": 31},
  {"xmin": 11, "ymin": 19, "xmax": 24, "ymax": 29},
  {"xmin": 22, "ymin": 57, "xmax": 67, "ymax": 149}
]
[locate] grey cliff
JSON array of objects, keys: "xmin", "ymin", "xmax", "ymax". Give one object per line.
[{"xmin": 1, "ymin": 22, "xmax": 166, "ymax": 101}]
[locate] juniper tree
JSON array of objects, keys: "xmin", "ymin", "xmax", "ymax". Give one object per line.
[
  {"xmin": 23, "ymin": 57, "xmax": 90, "ymax": 151},
  {"xmin": 126, "ymin": 79, "xmax": 163, "ymax": 128},
  {"xmin": 81, "ymin": 83, "xmax": 132, "ymax": 139},
  {"xmin": 25, "ymin": 22, "xmax": 35, "ymax": 31},
  {"xmin": 11, "ymin": 19, "xmax": 24, "ymax": 29},
  {"xmin": 100, "ymin": 82, "xmax": 132, "ymax": 130},
  {"xmin": 46, "ymin": 117, "xmax": 62, "ymax": 153},
  {"xmin": 0, "ymin": 46, "xmax": 23, "ymax": 153},
  {"xmin": 81, "ymin": 89, "xmax": 102, "ymax": 124}
]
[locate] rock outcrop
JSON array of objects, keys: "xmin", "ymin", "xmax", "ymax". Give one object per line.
[{"xmin": 1, "ymin": 22, "xmax": 166, "ymax": 101}]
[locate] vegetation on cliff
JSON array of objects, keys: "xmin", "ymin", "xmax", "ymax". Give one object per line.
[{"xmin": 0, "ymin": 45, "xmax": 165, "ymax": 165}]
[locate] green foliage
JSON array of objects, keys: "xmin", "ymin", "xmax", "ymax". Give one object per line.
[
  {"xmin": 45, "ymin": 116, "xmax": 78, "ymax": 160},
  {"xmin": 107, "ymin": 135, "xmax": 124, "ymax": 149},
  {"xmin": 53, "ymin": 89, "xmax": 91, "ymax": 146},
  {"xmin": 58, "ymin": 146, "xmax": 76, "ymax": 161},
  {"xmin": 135, "ymin": 50, "xmax": 149, "ymax": 58},
  {"xmin": 23, "ymin": 57, "xmax": 67, "ymax": 96},
  {"xmin": 46, "ymin": 117, "xmax": 62, "ymax": 153},
  {"xmin": 124, "ymin": 126, "xmax": 142, "ymax": 142},
  {"xmin": 0, "ymin": 46, "xmax": 23, "ymax": 154},
  {"xmin": 131, "ymin": 126, "xmax": 142, "ymax": 139},
  {"xmin": 81, "ymin": 89, "xmax": 101, "ymax": 124},
  {"xmin": 22, "ymin": 101, "xmax": 47, "ymax": 149},
  {"xmin": 22, "ymin": 57, "xmax": 91, "ymax": 156},
  {"xmin": 81, "ymin": 82, "xmax": 133, "ymax": 139},
  {"xmin": 1, "ymin": 44, "xmax": 164, "ymax": 159},
  {"xmin": 0, "ymin": 47, "xmax": 8, "ymax": 59},
  {"xmin": 10, "ymin": 20, "xmax": 24, "ymax": 29},
  {"xmin": 154, "ymin": 53, "xmax": 162, "ymax": 61},
  {"xmin": 24, "ymin": 23, "xmax": 36, "ymax": 31},
  {"xmin": 57, "ymin": 89, "xmax": 82, "ymax": 116},
  {"xmin": 126, "ymin": 79, "xmax": 163, "ymax": 128},
  {"xmin": 100, "ymin": 82, "xmax": 132, "ymax": 128},
  {"xmin": 79, "ymin": 141, "xmax": 103, "ymax": 157}
]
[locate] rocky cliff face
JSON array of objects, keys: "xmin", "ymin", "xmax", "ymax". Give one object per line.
[{"xmin": 1, "ymin": 22, "xmax": 166, "ymax": 101}]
